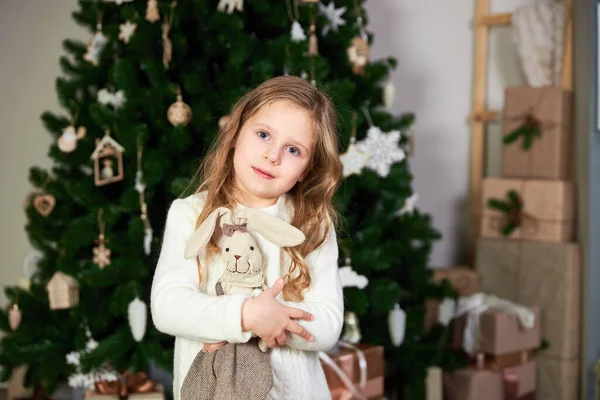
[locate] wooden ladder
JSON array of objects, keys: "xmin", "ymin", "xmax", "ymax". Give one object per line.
[{"xmin": 467, "ymin": 0, "xmax": 573, "ymax": 264}]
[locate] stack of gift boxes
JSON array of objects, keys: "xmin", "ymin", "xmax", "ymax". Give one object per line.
[{"xmin": 475, "ymin": 86, "xmax": 580, "ymax": 400}]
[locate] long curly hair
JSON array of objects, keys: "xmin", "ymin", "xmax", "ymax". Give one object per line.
[{"xmin": 191, "ymin": 76, "xmax": 342, "ymax": 301}]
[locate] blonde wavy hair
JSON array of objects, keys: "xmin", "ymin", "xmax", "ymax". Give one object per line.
[{"xmin": 191, "ymin": 75, "xmax": 342, "ymax": 302}]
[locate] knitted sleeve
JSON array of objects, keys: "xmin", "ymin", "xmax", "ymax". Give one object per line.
[
  {"xmin": 279, "ymin": 223, "xmax": 344, "ymax": 352},
  {"xmin": 150, "ymin": 198, "xmax": 252, "ymax": 344}
]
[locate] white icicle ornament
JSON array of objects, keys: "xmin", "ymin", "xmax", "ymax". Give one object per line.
[
  {"xmin": 128, "ymin": 297, "xmax": 147, "ymax": 342},
  {"xmin": 388, "ymin": 303, "xmax": 407, "ymax": 347}
]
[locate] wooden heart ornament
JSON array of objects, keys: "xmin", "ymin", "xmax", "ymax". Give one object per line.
[{"xmin": 33, "ymin": 194, "xmax": 56, "ymax": 217}]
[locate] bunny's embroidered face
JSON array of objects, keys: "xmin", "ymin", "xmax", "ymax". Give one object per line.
[{"xmin": 221, "ymin": 224, "xmax": 263, "ymax": 275}]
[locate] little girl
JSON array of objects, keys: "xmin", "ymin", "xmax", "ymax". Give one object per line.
[{"xmin": 151, "ymin": 75, "xmax": 344, "ymax": 399}]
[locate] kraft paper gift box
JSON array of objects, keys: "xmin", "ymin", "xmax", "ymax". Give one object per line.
[
  {"xmin": 449, "ymin": 307, "xmax": 541, "ymax": 359},
  {"xmin": 320, "ymin": 343, "xmax": 384, "ymax": 399},
  {"xmin": 443, "ymin": 360, "xmax": 536, "ymax": 400},
  {"xmin": 481, "ymin": 178, "xmax": 573, "ymax": 243},
  {"xmin": 501, "ymin": 86, "xmax": 573, "ymax": 179},
  {"xmin": 424, "ymin": 266, "xmax": 479, "ymax": 331},
  {"xmin": 476, "ymin": 239, "xmax": 580, "ymax": 400}
]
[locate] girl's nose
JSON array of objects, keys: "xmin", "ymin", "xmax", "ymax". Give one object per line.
[{"xmin": 264, "ymin": 148, "xmax": 280, "ymax": 165}]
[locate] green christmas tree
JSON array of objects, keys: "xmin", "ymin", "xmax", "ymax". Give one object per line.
[{"xmin": 0, "ymin": 0, "xmax": 462, "ymax": 398}]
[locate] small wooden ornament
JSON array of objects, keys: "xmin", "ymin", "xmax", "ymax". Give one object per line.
[
  {"xmin": 347, "ymin": 36, "xmax": 370, "ymax": 75},
  {"xmin": 308, "ymin": 24, "xmax": 318, "ymax": 56},
  {"xmin": 58, "ymin": 125, "xmax": 86, "ymax": 153},
  {"xmin": 219, "ymin": 115, "xmax": 231, "ymax": 129},
  {"xmin": 46, "ymin": 271, "xmax": 79, "ymax": 310},
  {"xmin": 93, "ymin": 209, "xmax": 111, "ymax": 269},
  {"xmin": 33, "ymin": 194, "xmax": 56, "ymax": 217},
  {"xmin": 8, "ymin": 304, "xmax": 22, "ymax": 330},
  {"xmin": 90, "ymin": 130, "xmax": 125, "ymax": 186},
  {"xmin": 93, "ymin": 234, "xmax": 112, "ymax": 269},
  {"xmin": 168, "ymin": 91, "xmax": 193, "ymax": 126},
  {"xmin": 146, "ymin": 0, "xmax": 160, "ymax": 23}
]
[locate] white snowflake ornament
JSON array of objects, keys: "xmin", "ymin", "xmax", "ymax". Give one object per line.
[
  {"xmin": 119, "ymin": 21, "xmax": 137, "ymax": 44},
  {"xmin": 291, "ymin": 21, "xmax": 307, "ymax": 42},
  {"xmin": 97, "ymin": 88, "xmax": 126, "ymax": 109},
  {"xmin": 356, "ymin": 126, "xmax": 406, "ymax": 177},
  {"xmin": 340, "ymin": 138, "xmax": 370, "ymax": 177},
  {"xmin": 318, "ymin": 1, "xmax": 346, "ymax": 36}
]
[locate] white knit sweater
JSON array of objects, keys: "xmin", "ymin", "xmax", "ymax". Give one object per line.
[{"xmin": 150, "ymin": 193, "xmax": 344, "ymax": 400}]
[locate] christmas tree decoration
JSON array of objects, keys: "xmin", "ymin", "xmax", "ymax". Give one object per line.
[
  {"xmin": 318, "ymin": 1, "xmax": 346, "ymax": 36},
  {"xmin": 218, "ymin": 115, "xmax": 231, "ymax": 129},
  {"xmin": 90, "ymin": 129, "xmax": 125, "ymax": 186},
  {"xmin": 340, "ymin": 141, "xmax": 369, "ymax": 177},
  {"xmin": 136, "ymin": 139, "xmax": 153, "ymax": 256},
  {"xmin": 58, "ymin": 125, "xmax": 87, "ymax": 153},
  {"xmin": 8, "ymin": 304, "xmax": 22, "ymax": 330},
  {"xmin": 97, "ymin": 88, "xmax": 126, "ymax": 109},
  {"xmin": 93, "ymin": 209, "xmax": 112, "ymax": 269},
  {"xmin": 307, "ymin": 23, "xmax": 318, "ymax": 56},
  {"xmin": 145, "ymin": 0, "xmax": 160, "ymax": 23},
  {"xmin": 355, "ymin": 125, "xmax": 406, "ymax": 178},
  {"xmin": 396, "ymin": 193, "xmax": 418, "ymax": 216},
  {"xmin": 66, "ymin": 327, "xmax": 119, "ymax": 389},
  {"xmin": 340, "ymin": 116, "xmax": 370, "ymax": 177},
  {"xmin": 347, "ymin": 36, "xmax": 369, "ymax": 75},
  {"xmin": 437, "ymin": 298, "xmax": 457, "ymax": 326},
  {"xmin": 291, "ymin": 21, "xmax": 306, "ymax": 42},
  {"xmin": 33, "ymin": 193, "xmax": 56, "ymax": 217},
  {"xmin": 217, "ymin": 0, "xmax": 244, "ymax": 14},
  {"xmin": 83, "ymin": 14, "xmax": 107, "ymax": 66},
  {"xmin": 118, "ymin": 21, "xmax": 137, "ymax": 44},
  {"xmin": 128, "ymin": 297, "xmax": 148, "ymax": 342},
  {"xmin": 46, "ymin": 271, "xmax": 79, "ymax": 310},
  {"xmin": 162, "ymin": 2, "xmax": 177, "ymax": 68},
  {"xmin": 341, "ymin": 311, "xmax": 361, "ymax": 344},
  {"xmin": 167, "ymin": 89, "xmax": 193, "ymax": 126},
  {"xmin": 383, "ymin": 79, "xmax": 395, "ymax": 109},
  {"xmin": 388, "ymin": 303, "xmax": 407, "ymax": 347},
  {"xmin": 338, "ymin": 262, "xmax": 368, "ymax": 289},
  {"xmin": 105, "ymin": 0, "xmax": 135, "ymax": 4}
]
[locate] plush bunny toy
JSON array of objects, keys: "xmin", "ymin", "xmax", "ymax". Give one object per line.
[{"xmin": 179, "ymin": 206, "xmax": 306, "ymax": 400}]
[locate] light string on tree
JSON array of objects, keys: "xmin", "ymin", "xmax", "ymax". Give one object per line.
[{"xmin": 135, "ymin": 136, "xmax": 153, "ymax": 256}]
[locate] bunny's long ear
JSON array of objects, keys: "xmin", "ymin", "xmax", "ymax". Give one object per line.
[
  {"xmin": 242, "ymin": 208, "xmax": 306, "ymax": 247},
  {"xmin": 184, "ymin": 207, "xmax": 231, "ymax": 259}
]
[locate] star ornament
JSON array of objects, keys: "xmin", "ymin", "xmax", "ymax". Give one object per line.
[
  {"xmin": 356, "ymin": 126, "xmax": 406, "ymax": 177},
  {"xmin": 340, "ymin": 141, "xmax": 370, "ymax": 177},
  {"xmin": 318, "ymin": 1, "xmax": 346, "ymax": 36},
  {"xmin": 119, "ymin": 21, "xmax": 137, "ymax": 44}
]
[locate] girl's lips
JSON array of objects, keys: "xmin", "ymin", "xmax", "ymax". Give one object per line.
[{"xmin": 252, "ymin": 167, "xmax": 274, "ymax": 179}]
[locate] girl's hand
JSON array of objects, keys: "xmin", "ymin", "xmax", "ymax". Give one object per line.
[
  {"xmin": 241, "ymin": 278, "xmax": 314, "ymax": 348},
  {"xmin": 202, "ymin": 341, "xmax": 226, "ymax": 353}
]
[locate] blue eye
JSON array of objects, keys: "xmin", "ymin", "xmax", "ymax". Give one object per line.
[
  {"xmin": 257, "ymin": 131, "xmax": 269, "ymax": 140},
  {"xmin": 286, "ymin": 146, "xmax": 300, "ymax": 156}
]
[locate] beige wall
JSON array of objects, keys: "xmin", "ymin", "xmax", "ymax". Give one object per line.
[
  {"xmin": 0, "ymin": 1, "xmax": 87, "ymax": 307},
  {"xmin": 366, "ymin": 0, "xmax": 530, "ymax": 267}
]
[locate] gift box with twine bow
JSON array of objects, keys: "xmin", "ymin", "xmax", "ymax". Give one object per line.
[
  {"xmin": 480, "ymin": 177, "xmax": 573, "ymax": 243},
  {"xmin": 501, "ymin": 86, "xmax": 573, "ymax": 179}
]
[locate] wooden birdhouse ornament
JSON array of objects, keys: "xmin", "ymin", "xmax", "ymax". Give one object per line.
[
  {"xmin": 46, "ymin": 271, "xmax": 79, "ymax": 310},
  {"xmin": 90, "ymin": 130, "xmax": 125, "ymax": 186}
]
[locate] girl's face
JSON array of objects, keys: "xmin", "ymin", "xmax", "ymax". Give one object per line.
[{"xmin": 232, "ymin": 100, "xmax": 315, "ymax": 208}]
